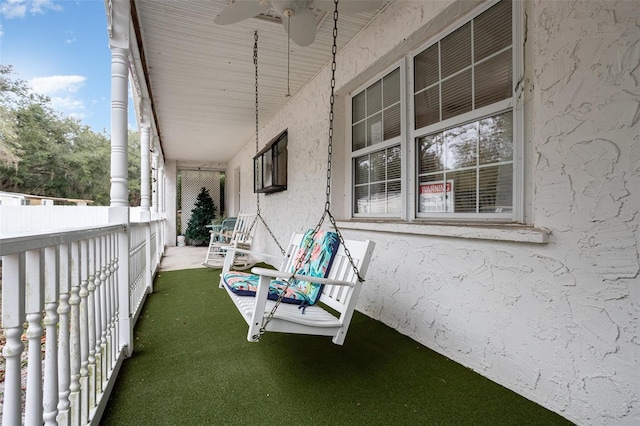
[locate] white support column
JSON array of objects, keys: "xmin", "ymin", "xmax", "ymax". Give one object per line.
[
  {"xmin": 109, "ymin": 46, "xmax": 129, "ymax": 209},
  {"xmin": 140, "ymin": 126, "xmax": 151, "ymax": 213},
  {"xmin": 158, "ymin": 163, "xmax": 165, "ymax": 216},
  {"xmin": 140, "ymin": 98, "xmax": 151, "ymax": 221},
  {"xmin": 108, "ymin": 0, "xmax": 132, "ymax": 358},
  {"xmin": 151, "ymin": 150, "xmax": 159, "ymax": 215},
  {"xmin": 140, "ymin": 119, "xmax": 153, "ymax": 292}
]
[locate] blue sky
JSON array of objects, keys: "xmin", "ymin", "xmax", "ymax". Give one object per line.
[{"xmin": 0, "ymin": 0, "xmax": 136, "ymax": 134}]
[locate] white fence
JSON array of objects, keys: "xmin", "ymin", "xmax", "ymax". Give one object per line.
[
  {"xmin": 0, "ymin": 217, "xmax": 165, "ymax": 425},
  {"xmin": 0, "ymin": 206, "xmax": 110, "ymax": 235}
]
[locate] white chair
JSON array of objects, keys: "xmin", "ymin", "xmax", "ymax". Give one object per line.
[{"xmin": 203, "ymin": 213, "xmax": 257, "ymax": 269}]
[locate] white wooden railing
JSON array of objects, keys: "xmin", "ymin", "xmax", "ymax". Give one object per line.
[{"xmin": 1, "ymin": 218, "xmax": 165, "ymax": 425}]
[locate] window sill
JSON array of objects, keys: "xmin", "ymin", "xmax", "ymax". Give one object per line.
[{"xmin": 335, "ymin": 220, "xmax": 551, "ymax": 244}]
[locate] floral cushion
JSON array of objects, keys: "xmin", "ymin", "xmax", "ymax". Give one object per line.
[{"xmin": 222, "ymin": 230, "xmax": 340, "ymax": 306}]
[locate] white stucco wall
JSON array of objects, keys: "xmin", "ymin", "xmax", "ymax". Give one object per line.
[{"xmin": 226, "ymin": 1, "xmax": 640, "ymax": 424}]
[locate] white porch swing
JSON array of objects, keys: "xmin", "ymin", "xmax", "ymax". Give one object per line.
[{"xmin": 219, "ymin": 0, "xmax": 376, "ymax": 345}]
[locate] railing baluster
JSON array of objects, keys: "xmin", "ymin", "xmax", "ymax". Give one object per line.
[
  {"xmin": 25, "ymin": 249, "xmax": 44, "ymax": 425},
  {"xmin": 105, "ymin": 234, "xmax": 114, "ymax": 372},
  {"xmin": 95, "ymin": 237, "xmax": 104, "ymax": 394},
  {"xmin": 43, "ymin": 245, "xmax": 60, "ymax": 425},
  {"xmin": 57, "ymin": 243, "xmax": 71, "ymax": 426},
  {"xmin": 112, "ymin": 232, "xmax": 121, "ymax": 360},
  {"xmin": 100, "ymin": 235, "xmax": 109, "ymax": 392},
  {"xmin": 69, "ymin": 240, "xmax": 81, "ymax": 426},
  {"xmin": 87, "ymin": 237, "xmax": 97, "ymax": 412},
  {"xmin": 1, "ymin": 253, "xmax": 26, "ymax": 426},
  {"xmin": 79, "ymin": 240, "xmax": 90, "ymax": 423}
]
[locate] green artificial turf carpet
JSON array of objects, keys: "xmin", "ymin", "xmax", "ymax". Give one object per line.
[{"xmin": 101, "ymin": 268, "xmax": 572, "ymax": 425}]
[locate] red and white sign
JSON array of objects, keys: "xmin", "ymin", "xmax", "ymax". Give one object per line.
[{"xmin": 419, "ymin": 180, "xmax": 454, "ymax": 213}]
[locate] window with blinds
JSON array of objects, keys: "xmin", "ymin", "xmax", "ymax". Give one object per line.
[
  {"xmin": 348, "ymin": 0, "xmax": 518, "ymax": 221},
  {"xmin": 351, "ymin": 67, "xmax": 402, "ymax": 216},
  {"xmin": 352, "ymin": 68, "xmax": 401, "ymax": 150},
  {"xmin": 354, "ymin": 145, "xmax": 402, "ymax": 214},
  {"xmin": 414, "ymin": 0, "xmax": 514, "ymax": 216},
  {"xmin": 414, "ymin": 0, "xmax": 512, "ymax": 129},
  {"xmin": 417, "ymin": 112, "xmax": 513, "ymax": 214}
]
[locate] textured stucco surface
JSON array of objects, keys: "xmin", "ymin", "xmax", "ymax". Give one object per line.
[{"xmin": 226, "ymin": 1, "xmax": 640, "ymax": 424}]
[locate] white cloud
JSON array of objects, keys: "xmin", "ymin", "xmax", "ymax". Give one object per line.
[
  {"xmin": 0, "ymin": 0, "xmax": 27, "ymax": 18},
  {"xmin": 29, "ymin": 75, "xmax": 88, "ymax": 120},
  {"xmin": 0, "ymin": 0, "xmax": 61, "ymax": 19},
  {"xmin": 67, "ymin": 111, "xmax": 86, "ymax": 121},
  {"xmin": 0, "ymin": 24, "xmax": 4, "ymax": 38},
  {"xmin": 49, "ymin": 95, "xmax": 86, "ymax": 120},
  {"xmin": 30, "ymin": 75, "xmax": 86, "ymax": 95},
  {"xmin": 29, "ymin": 0, "xmax": 61, "ymax": 14},
  {"xmin": 50, "ymin": 95, "xmax": 84, "ymax": 111},
  {"xmin": 64, "ymin": 29, "xmax": 75, "ymax": 44}
]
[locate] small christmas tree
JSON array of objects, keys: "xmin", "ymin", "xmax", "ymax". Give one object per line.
[{"xmin": 185, "ymin": 187, "xmax": 217, "ymax": 246}]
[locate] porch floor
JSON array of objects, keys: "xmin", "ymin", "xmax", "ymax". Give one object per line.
[
  {"xmin": 101, "ymin": 266, "xmax": 572, "ymax": 425},
  {"xmin": 158, "ymin": 245, "xmax": 208, "ymax": 271}
]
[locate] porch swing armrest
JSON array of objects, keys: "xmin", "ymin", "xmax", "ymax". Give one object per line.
[
  {"xmin": 251, "ymin": 267, "xmax": 356, "ymax": 287},
  {"xmin": 223, "ymin": 247, "xmax": 283, "ymax": 262}
]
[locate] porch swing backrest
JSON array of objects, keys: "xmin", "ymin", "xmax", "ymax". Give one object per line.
[
  {"xmin": 277, "ymin": 233, "xmax": 365, "ymax": 310},
  {"xmin": 227, "ymin": 212, "xmax": 257, "ymax": 248}
]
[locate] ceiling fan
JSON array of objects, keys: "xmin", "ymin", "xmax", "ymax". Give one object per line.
[{"xmin": 214, "ymin": 0, "xmax": 383, "ymax": 46}]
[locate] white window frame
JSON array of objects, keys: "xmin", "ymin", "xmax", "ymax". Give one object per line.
[
  {"xmin": 347, "ymin": 0, "xmax": 524, "ymax": 223},
  {"xmin": 348, "ymin": 61, "xmax": 407, "ymax": 219}
]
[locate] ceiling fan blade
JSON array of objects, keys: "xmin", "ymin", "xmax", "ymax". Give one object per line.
[
  {"xmin": 283, "ymin": 7, "xmax": 317, "ymax": 46},
  {"xmin": 314, "ymin": 0, "xmax": 383, "ymax": 13},
  {"xmin": 214, "ymin": 0, "xmax": 273, "ymax": 25}
]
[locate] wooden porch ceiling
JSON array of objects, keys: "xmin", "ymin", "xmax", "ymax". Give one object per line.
[{"xmin": 130, "ymin": 0, "xmax": 388, "ymax": 165}]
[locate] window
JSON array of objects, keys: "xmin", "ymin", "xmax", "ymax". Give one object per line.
[
  {"xmin": 351, "ymin": 68, "xmax": 403, "ymax": 216},
  {"xmin": 349, "ymin": 0, "xmax": 519, "ymax": 221},
  {"xmin": 254, "ymin": 130, "xmax": 287, "ymax": 194},
  {"xmin": 415, "ymin": 0, "xmax": 514, "ymax": 218},
  {"xmin": 417, "ymin": 112, "xmax": 513, "ymax": 214}
]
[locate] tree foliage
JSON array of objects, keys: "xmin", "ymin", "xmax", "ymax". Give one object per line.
[
  {"xmin": 184, "ymin": 187, "xmax": 217, "ymax": 246},
  {"xmin": 0, "ymin": 65, "xmax": 142, "ymax": 206}
]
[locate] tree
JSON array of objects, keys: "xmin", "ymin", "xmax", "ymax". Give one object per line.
[
  {"xmin": 64, "ymin": 120, "xmax": 111, "ymax": 205},
  {"xmin": 0, "ymin": 65, "xmax": 143, "ymax": 206},
  {"xmin": 128, "ymin": 129, "xmax": 142, "ymax": 206},
  {"xmin": 184, "ymin": 187, "xmax": 217, "ymax": 246}
]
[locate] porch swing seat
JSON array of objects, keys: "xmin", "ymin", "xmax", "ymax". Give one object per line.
[{"xmin": 219, "ymin": 231, "xmax": 375, "ymax": 345}]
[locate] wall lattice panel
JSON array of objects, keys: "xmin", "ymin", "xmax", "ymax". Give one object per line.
[{"xmin": 180, "ymin": 169, "xmax": 223, "ymax": 234}]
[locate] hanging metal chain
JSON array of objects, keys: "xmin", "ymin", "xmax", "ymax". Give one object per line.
[
  {"xmin": 254, "ymin": 0, "xmax": 363, "ymax": 341},
  {"xmin": 249, "ymin": 31, "xmax": 286, "ymax": 256},
  {"xmin": 254, "ymin": 31, "xmax": 261, "ymax": 218},
  {"xmin": 286, "ymin": 17, "xmax": 291, "ymax": 97},
  {"xmin": 322, "ymin": 0, "xmax": 364, "ymax": 284}
]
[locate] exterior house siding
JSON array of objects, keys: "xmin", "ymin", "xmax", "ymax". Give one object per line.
[{"xmin": 226, "ymin": 1, "xmax": 640, "ymax": 424}]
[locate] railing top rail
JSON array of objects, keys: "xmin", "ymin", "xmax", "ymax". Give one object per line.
[
  {"xmin": 130, "ymin": 218, "xmax": 165, "ymax": 226},
  {"xmin": 0, "ymin": 224, "xmax": 126, "ymax": 256}
]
